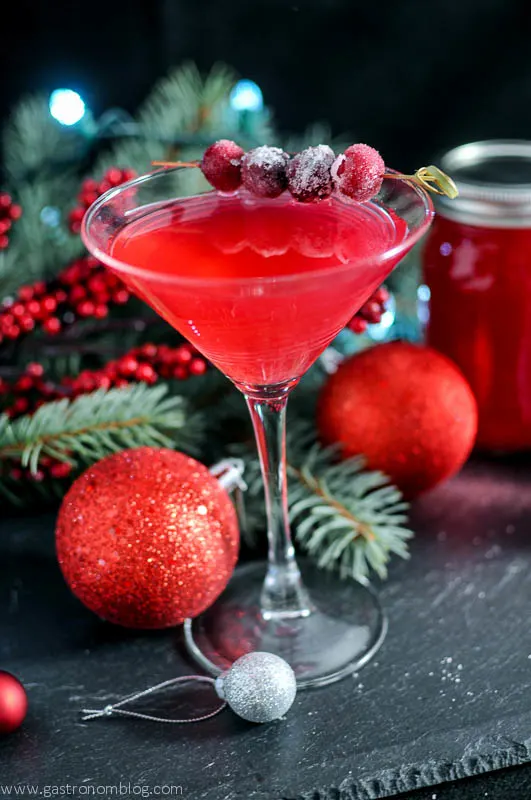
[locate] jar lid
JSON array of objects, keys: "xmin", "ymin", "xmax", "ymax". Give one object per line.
[{"xmin": 436, "ymin": 140, "xmax": 531, "ymax": 227}]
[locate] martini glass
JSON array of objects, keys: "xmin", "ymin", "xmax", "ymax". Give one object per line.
[{"xmin": 82, "ymin": 167, "xmax": 433, "ymax": 688}]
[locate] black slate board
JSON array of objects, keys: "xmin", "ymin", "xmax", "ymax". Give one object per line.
[{"xmin": 1, "ymin": 458, "xmax": 531, "ymax": 799}]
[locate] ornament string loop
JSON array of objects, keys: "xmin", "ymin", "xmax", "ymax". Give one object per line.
[{"xmin": 81, "ymin": 675, "xmax": 226, "ymax": 724}]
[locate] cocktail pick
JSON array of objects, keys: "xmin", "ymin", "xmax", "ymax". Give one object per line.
[
  {"xmin": 384, "ymin": 165, "xmax": 459, "ymax": 199},
  {"xmin": 151, "ymin": 158, "xmax": 458, "ymax": 199},
  {"xmin": 81, "ymin": 652, "xmax": 297, "ymax": 725}
]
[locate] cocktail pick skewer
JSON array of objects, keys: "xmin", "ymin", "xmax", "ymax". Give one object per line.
[
  {"xmin": 151, "ymin": 160, "xmax": 458, "ymax": 200},
  {"xmin": 152, "ymin": 160, "xmax": 200, "ymax": 168},
  {"xmin": 383, "ymin": 166, "xmax": 459, "ymax": 199}
]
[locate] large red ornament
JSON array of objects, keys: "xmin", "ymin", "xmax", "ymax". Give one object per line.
[
  {"xmin": 0, "ymin": 671, "xmax": 28, "ymax": 734},
  {"xmin": 56, "ymin": 448, "xmax": 239, "ymax": 628},
  {"xmin": 317, "ymin": 342, "xmax": 478, "ymax": 498}
]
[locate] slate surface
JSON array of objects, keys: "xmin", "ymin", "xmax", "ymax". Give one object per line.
[{"xmin": 1, "ymin": 457, "xmax": 531, "ymax": 799}]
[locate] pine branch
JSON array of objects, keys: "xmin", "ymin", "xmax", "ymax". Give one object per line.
[
  {"xmin": 138, "ymin": 62, "xmax": 235, "ymax": 142},
  {"xmin": 1, "ymin": 182, "xmax": 82, "ymax": 295},
  {"xmin": 3, "ymin": 94, "xmax": 88, "ymax": 181},
  {"xmin": 0, "ymin": 384, "xmax": 204, "ymax": 487},
  {"xmin": 240, "ymin": 424, "xmax": 412, "ymax": 583}
]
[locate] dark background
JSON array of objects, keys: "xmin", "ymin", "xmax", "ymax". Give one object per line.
[{"xmin": 4, "ymin": 0, "xmax": 531, "ymax": 166}]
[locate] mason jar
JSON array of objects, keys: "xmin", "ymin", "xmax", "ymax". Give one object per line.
[{"xmin": 423, "ymin": 140, "xmax": 531, "ymax": 452}]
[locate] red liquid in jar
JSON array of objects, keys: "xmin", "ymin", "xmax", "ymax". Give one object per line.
[
  {"xmin": 111, "ymin": 191, "xmax": 408, "ymax": 386},
  {"xmin": 424, "ymin": 215, "xmax": 531, "ymax": 451}
]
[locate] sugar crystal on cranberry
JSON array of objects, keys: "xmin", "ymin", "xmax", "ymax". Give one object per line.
[
  {"xmin": 332, "ymin": 143, "xmax": 385, "ymax": 203},
  {"xmin": 201, "ymin": 140, "xmax": 244, "ymax": 192},
  {"xmin": 287, "ymin": 145, "xmax": 335, "ymax": 202},
  {"xmin": 241, "ymin": 146, "xmax": 289, "ymax": 198}
]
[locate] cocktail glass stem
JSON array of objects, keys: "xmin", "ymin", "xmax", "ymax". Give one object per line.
[{"xmin": 245, "ymin": 393, "xmax": 313, "ymax": 620}]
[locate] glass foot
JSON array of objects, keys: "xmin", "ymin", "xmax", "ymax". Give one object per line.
[{"xmin": 184, "ymin": 559, "xmax": 387, "ymax": 689}]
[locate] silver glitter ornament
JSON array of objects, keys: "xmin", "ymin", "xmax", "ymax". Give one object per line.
[{"xmin": 215, "ymin": 651, "xmax": 297, "ymax": 723}]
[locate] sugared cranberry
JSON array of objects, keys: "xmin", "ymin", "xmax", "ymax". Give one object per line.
[
  {"xmin": 332, "ymin": 144, "xmax": 385, "ymax": 202},
  {"xmin": 241, "ymin": 146, "xmax": 289, "ymax": 198},
  {"xmin": 287, "ymin": 145, "xmax": 335, "ymax": 202},
  {"xmin": 201, "ymin": 140, "xmax": 244, "ymax": 192}
]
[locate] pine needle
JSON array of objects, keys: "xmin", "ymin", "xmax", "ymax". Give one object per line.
[
  {"xmin": 0, "ymin": 384, "xmax": 204, "ymax": 488},
  {"xmin": 239, "ymin": 424, "xmax": 412, "ymax": 583}
]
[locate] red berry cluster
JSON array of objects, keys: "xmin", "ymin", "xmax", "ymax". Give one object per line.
[
  {"xmin": 0, "ymin": 192, "xmax": 22, "ymax": 250},
  {"xmin": 68, "ymin": 167, "xmax": 137, "ymax": 234},
  {"xmin": 201, "ymin": 140, "xmax": 385, "ymax": 203},
  {"xmin": 0, "ymin": 256, "xmax": 130, "ymax": 345},
  {"xmin": 61, "ymin": 342, "xmax": 208, "ymax": 396},
  {"xmin": 1, "ymin": 343, "xmax": 208, "ymax": 420},
  {"xmin": 1, "ymin": 343, "xmax": 209, "ymax": 483},
  {"xmin": 0, "ymin": 362, "xmax": 73, "ymax": 482},
  {"xmin": 347, "ymin": 287, "xmax": 390, "ymax": 334}
]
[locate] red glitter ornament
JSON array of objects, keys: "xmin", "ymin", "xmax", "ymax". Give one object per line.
[
  {"xmin": 56, "ymin": 448, "xmax": 239, "ymax": 628},
  {"xmin": 0, "ymin": 671, "xmax": 28, "ymax": 734},
  {"xmin": 317, "ymin": 342, "xmax": 478, "ymax": 498}
]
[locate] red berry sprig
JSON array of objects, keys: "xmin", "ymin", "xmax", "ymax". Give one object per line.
[
  {"xmin": 1, "ymin": 343, "xmax": 208, "ymax": 420},
  {"xmin": 347, "ymin": 287, "xmax": 390, "ymax": 334},
  {"xmin": 0, "ymin": 192, "xmax": 22, "ymax": 250},
  {"xmin": 61, "ymin": 342, "xmax": 208, "ymax": 397},
  {"xmin": 68, "ymin": 167, "xmax": 137, "ymax": 234},
  {"xmin": 1, "ymin": 343, "xmax": 209, "ymax": 483},
  {"xmin": 0, "ymin": 255, "xmax": 130, "ymax": 346}
]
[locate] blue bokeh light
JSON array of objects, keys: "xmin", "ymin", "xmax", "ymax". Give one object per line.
[
  {"xmin": 49, "ymin": 89, "xmax": 86, "ymax": 126},
  {"xmin": 229, "ymin": 80, "xmax": 263, "ymax": 112}
]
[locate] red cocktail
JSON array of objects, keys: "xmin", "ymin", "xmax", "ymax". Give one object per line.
[
  {"xmin": 83, "ymin": 161, "xmax": 433, "ymax": 688},
  {"xmin": 111, "ymin": 191, "xmax": 407, "ymax": 387}
]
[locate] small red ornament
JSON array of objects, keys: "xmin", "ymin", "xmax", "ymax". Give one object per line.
[
  {"xmin": 0, "ymin": 671, "xmax": 28, "ymax": 734},
  {"xmin": 317, "ymin": 342, "xmax": 478, "ymax": 498},
  {"xmin": 56, "ymin": 448, "xmax": 240, "ymax": 628}
]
